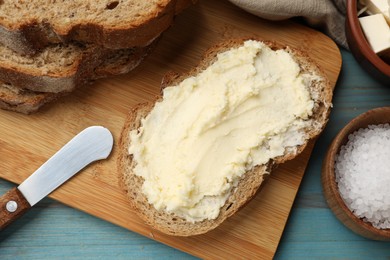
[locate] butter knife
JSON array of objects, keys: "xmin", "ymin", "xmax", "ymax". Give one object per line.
[{"xmin": 0, "ymin": 126, "xmax": 113, "ymax": 230}]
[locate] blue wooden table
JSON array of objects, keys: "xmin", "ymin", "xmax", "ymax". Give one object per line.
[{"xmin": 1, "ymin": 48, "xmax": 390, "ymax": 259}]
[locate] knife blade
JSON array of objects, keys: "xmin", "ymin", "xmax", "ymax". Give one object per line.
[{"xmin": 0, "ymin": 126, "xmax": 113, "ymax": 230}]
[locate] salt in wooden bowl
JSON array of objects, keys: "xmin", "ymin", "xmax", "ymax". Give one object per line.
[
  {"xmin": 346, "ymin": 0, "xmax": 390, "ymax": 84},
  {"xmin": 322, "ymin": 107, "xmax": 390, "ymax": 240}
]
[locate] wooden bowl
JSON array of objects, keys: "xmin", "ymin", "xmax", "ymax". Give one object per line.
[
  {"xmin": 322, "ymin": 107, "xmax": 390, "ymax": 240},
  {"xmin": 346, "ymin": 0, "xmax": 390, "ymax": 84}
]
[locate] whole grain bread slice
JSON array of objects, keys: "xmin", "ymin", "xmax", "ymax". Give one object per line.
[
  {"xmin": 0, "ymin": 0, "xmax": 197, "ymax": 55},
  {"xmin": 0, "ymin": 43, "xmax": 154, "ymax": 114},
  {"xmin": 0, "ymin": 83, "xmax": 59, "ymax": 114},
  {"xmin": 118, "ymin": 38, "xmax": 333, "ymax": 236},
  {"xmin": 0, "ymin": 38, "xmax": 157, "ymax": 93}
]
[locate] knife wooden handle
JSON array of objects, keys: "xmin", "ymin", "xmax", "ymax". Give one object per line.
[{"xmin": 0, "ymin": 187, "xmax": 31, "ymax": 230}]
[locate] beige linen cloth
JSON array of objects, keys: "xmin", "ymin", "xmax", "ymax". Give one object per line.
[{"xmin": 228, "ymin": 0, "xmax": 348, "ymax": 49}]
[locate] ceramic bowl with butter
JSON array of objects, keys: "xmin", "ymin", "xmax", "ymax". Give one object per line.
[
  {"xmin": 322, "ymin": 107, "xmax": 390, "ymax": 241},
  {"xmin": 346, "ymin": 0, "xmax": 390, "ymax": 84}
]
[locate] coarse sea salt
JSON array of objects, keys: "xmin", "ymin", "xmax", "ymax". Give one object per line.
[{"xmin": 335, "ymin": 123, "xmax": 390, "ymax": 229}]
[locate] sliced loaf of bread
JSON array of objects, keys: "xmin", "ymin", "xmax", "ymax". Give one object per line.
[
  {"xmin": 0, "ymin": 44, "xmax": 154, "ymax": 114},
  {"xmin": 0, "ymin": 39, "xmax": 156, "ymax": 93},
  {"xmin": 0, "ymin": 0, "xmax": 197, "ymax": 55},
  {"xmin": 118, "ymin": 38, "xmax": 333, "ymax": 236}
]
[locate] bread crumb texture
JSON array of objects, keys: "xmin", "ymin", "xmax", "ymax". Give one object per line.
[{"xmin": 0, "ymin": 42, "xmax": 83, "ymax": 74}]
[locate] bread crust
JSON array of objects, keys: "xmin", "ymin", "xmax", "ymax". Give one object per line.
[
  {"xmin": 118, "ymin": 38, "xmax": 333, "ymax": 236},
  {"xmin": 0, "ymin": 0, "xmax": 197, "ymax": 55}
]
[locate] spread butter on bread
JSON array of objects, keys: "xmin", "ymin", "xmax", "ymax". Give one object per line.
[{"xmin": 118, "ymin": 38, "xmax": 333, "ymax": 236}]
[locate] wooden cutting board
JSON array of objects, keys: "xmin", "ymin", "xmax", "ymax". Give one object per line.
[{"xmin": 0, "ymin": 0, "xmax": 341, "ymax": 258}]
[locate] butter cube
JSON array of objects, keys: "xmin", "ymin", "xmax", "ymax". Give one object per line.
[
  {"xmin": 363, "ymin": 0, "xmax": 390, "ymax": 23},
  {"xmin": 359, "ymin": 14, "xmax": 390, "ymax": 55}
]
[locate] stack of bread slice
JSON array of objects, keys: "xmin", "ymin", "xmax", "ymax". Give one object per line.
[{"xmin": 0, "ymin": 0, "xmax": 195, "ymax": 114}]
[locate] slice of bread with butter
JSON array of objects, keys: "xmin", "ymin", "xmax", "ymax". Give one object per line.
[{"xmin": 118, "ymin": 38, "xmax": 333, "ymax": 236}]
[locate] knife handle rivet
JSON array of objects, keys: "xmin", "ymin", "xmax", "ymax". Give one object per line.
[{"xmin": 6, "ymin": 200, "xmax": 18, "ymax": 213}]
